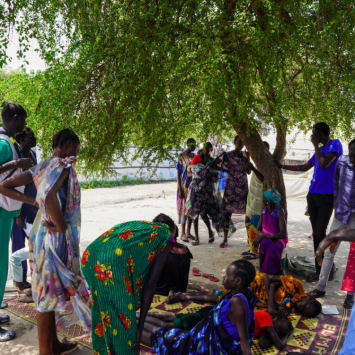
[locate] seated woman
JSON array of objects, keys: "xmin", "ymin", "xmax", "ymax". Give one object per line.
[
  {"xmin": 156, "ymin": 235, "xmax": 193, "ymax": 296},
  {"xmin": 81, "ymin": 214, "xmax": 178, "ymax": 355},
  {"xmin": 137, "ymin": 309, "xmax": 293, "ymax": 351},
  {"xmin": 150, "ymin": 260, "xmax": 257, "ymax": 355},
  {"xmin": 186, "ymin": 144, "xmax": 235, "ymax": 245},
  {"xmin": 250, "ymin": 189, "xmax": 287, "ymax": 275},
  {"xmin": 167, "ymin": 272, "xmax": 322, "ymax": 318}
]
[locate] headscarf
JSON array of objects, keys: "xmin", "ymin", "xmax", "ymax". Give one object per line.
[
  {"xmin": 190, "ymin": 154, "xmax": 203, "ymax": 166},
  {"xmin": 264, "ymin": 189, "xmax": 281, "ymax": 206}
]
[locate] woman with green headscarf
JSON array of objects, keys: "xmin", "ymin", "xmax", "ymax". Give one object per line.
[
  {"xmin": 251, "ymin": 189, "xmax": 288, "ymax": 275},
  {"xmin": 81, "ymin": 214, "xmax": 178, "ymax": 355}
]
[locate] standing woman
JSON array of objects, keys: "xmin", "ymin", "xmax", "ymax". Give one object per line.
[
  {"xmin": 11, "ymin": 127, "xmax": 38, "ymax": 290},
  {"xmin": 177, "ymin": 138, "xmax": 198, "ymax": 242},
  {"xmin": 212, "ymin": 135, "xmax": 250, "ymax": 248},
  {"xmin": 0, "ymin": 129, "xmax": 91, "ymax": 355}
]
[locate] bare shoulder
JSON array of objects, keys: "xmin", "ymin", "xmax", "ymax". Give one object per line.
[{"xmin": 230, "ymin": 295, "xmax": 247, "ymax": 315}]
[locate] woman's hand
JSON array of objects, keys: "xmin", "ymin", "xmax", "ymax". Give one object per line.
[
  {"xmin": 246, "ymin": 162, "xmax": 254, "ymax": 171},
  {"xmin": 43, "ymin": 220, "xmax": 68, "ymax": 233},
  {"xmin": 178, "ymin": 187, "xmax": 184, "ymax": 200},
  {"xmin": 132, "ymin": 331, "xmax": 142, "ymax": 354},
  {"xmin": 315, "ymin": 232, "xmax": 338, "ymax": 266},
  {"xmin": 252, "ymin": 235, "xmax": 263, "ymax": 248},
  {"xmin": 16, "ymin": 214, "xmax": 26, "ymax": 229}
]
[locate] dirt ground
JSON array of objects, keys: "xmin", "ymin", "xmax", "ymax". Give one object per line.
[{"xmin": 0, "ymin": 182, "xmax": 350, "ymax": 354}]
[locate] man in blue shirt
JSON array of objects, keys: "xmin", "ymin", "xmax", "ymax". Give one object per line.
[
  {"xmin": 275, "ymin": 122, "xmax": 343, "ymax": 281},
  {"xmin": 307, "ymin": 139, "xmax": 355, "ymax": 309}
]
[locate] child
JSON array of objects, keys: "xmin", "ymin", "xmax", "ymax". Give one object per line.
[
  {"xmin": 149, "ymin": 260, "xmax": 257, "ymax": 355},
  {"xmin": 254, "ymin": 312, "xmax": 293, "ymax": 350},
  {"xmin": 251, "ymin": 189, "xmax": 288, "ymax": 275},
  {"xmin": 0, "ymin": 129, "xmax": 91, "ymax": 355}
]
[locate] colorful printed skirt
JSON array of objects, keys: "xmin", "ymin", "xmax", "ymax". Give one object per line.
[{"xmin": 81, "ymin": 220, "xmax": 173, "ymax": 355}]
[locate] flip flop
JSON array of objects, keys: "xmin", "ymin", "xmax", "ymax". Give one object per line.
[
  {"xmin": 192, "ymin": 268, "xmax": 201, "ymax": 276},
  {"xmin": 181, "ymin": 235, "xmax": 189, "ymax": 242},
  {"xmin": 192, "ymin": 240, "xmax": 200, "ymax": 246},
  {"xmin": 202, "ymin": 273, "xmax": 219, "ymax": 282},
  {"xmin": 242, "ymin": 255, "xmax": 258, "ymax": 260},
  {"xmin": 208, "ymin": 232, "xmax": 215, "ymax": 244},
  {"xmin": 219, "ymin": 243, "xmax": 228, "ymax": 248},
  {"xmin": 186, "ymin": 234, "xmax": 196, "ymax": 241},
  {"xmin": 241, "ymin": 251, "xmax": 258, "ymax": 256}
]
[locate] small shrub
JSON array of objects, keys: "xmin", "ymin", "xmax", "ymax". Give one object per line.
[{"xmin": 80, "ymin": 176, "xmax": 150, "ymax": 190}]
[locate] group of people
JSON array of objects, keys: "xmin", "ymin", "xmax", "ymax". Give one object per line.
[
  {"xmin": 0, "ymin": 102, "xmax": 353, "ymax": 355},
  {"xmin": 176, "ymin": 136, "xmax": 288, "ymax": 276}
]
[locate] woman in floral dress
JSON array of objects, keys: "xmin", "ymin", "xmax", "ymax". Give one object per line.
[
  {"xmin": 212, "ymin": 135, "xmax": 250, "ymax": 248},
  {"xmin": 0, "ymin": 129, "xmax": 90, "ymax": 355},
  {"xmin": 81, "ymin": 214, "xmax": 177, "ymax": 355}
]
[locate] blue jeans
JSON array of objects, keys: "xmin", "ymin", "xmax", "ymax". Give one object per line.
[{"xmin": 8, "ymin": 247, "xmax": 29, "ymax": 283}]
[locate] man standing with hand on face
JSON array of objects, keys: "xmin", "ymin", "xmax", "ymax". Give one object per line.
[
  {"xmin": 308, "ymin": 139, "xmax": 355, "ymax": 309},
  {"xmin": 0, "ymin": 103, "xmax": 34, "ymax": 342},
  {"xmin": 274, "ymin": 122, "xmax": 343, "ymax": 283}
]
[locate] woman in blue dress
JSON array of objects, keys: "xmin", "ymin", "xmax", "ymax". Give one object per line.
[{"xmin": 148, "ymin": 260, "xmax": 257, "ymax": 355}]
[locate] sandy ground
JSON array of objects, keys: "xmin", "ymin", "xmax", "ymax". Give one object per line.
[{"xmin": 0, "ymin": 182, "xmax": 351, "ymax": 354}]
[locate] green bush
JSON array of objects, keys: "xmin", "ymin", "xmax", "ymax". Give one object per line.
[{"xmin": 79, "ymin": 176, "xmax": 150, "ymax": 190}]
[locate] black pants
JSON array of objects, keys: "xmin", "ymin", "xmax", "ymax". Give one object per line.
[{"xmin": 307, "ymin": 193, "xmax": 334, "ymax": 273}]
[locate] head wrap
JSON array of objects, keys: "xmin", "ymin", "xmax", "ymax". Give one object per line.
[{"xmin": 264, "ymin": 189, "xmax": 281, "ymax": 206}]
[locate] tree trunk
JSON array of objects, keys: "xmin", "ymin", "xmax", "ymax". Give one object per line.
[{"xmin": 234, "ymin": 123, "xmax": 288, "ymax": 210}]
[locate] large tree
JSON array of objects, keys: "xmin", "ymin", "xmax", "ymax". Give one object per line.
[{"xmin": 1, "ymin": 1, "xmax": 355, "ymax": 204}]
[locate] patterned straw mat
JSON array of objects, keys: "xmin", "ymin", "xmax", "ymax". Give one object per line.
[{"xmin": 4, "ymin": 280, "xmax": 351, "ymax": 355}]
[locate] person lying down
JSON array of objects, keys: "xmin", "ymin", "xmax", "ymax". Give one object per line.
[
  {"xmin": 137, "ymin": 309, "xmax": 293, "ymax": 351},
  {"xmin": 166, "ymin": 272, "xmax": 322, "ymax": 318}
]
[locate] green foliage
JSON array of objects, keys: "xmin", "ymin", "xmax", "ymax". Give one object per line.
[
  {"xmin": 79, "ymin": 176, "xmax": 150, "ymax": 190},
  {"xmin": 1, "ymin": 1, "xmax": 355, "ymax": 174}
]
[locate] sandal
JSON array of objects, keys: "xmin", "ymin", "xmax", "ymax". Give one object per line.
[
  {"xmin": 242, "ymin": 255, "xmax": 258, "ymax": 260},
  {"xmin": 343, "ymin": 298, "xmax": 354, "ymax": 310},
  {"xmin": 241, "ymin": 251, "xmax": 258, "ymax": 256},
  {"xmin": 208, "ymin": 233, "xmax": 215, "ymax": 244},
  {"xmin": 192, "ymin": 268, "xmax": 201, "ymax": 276},
  {"xmin": 202, "ymin": 273, "xmax": 219, "ymax": 282},
  {"xmin": 219, "ymin": 242, "xmax": 228, "ymax": 248},
  {"xmin": 181, "ymin": 235, "xmax": 189, "ymax": 242},
  {"xmin": 186, "ymin": 234, "xmax": 196, "ymax": 241},
  {"xmin": 192, "ymin": 240, "xmax": 200, "ymax": 246}
]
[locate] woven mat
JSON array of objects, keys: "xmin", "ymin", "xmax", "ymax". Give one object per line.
[{"xmin": 4, "ymin": 280, "xmax": 351, "ymax": 354}]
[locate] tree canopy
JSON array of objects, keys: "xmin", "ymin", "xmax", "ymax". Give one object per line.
[{"xmin": 1, "ymin": 1, "xmax": 355, "ymax": 183}]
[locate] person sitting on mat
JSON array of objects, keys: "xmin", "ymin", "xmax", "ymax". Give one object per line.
[
  {"xmin": 150, "ymin": 260, "xmax": 257, "ymax": 355},
  {"xmin": 137, "ymin": 309, "xmax": 293, "ymax": 351},
  {"xmin": 248, "ymin": 189, "xmax": 288, "ymax": 275},
  {"xmin": 167, "ymin": 272, "xmax": 321, "ymax": 317}
]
